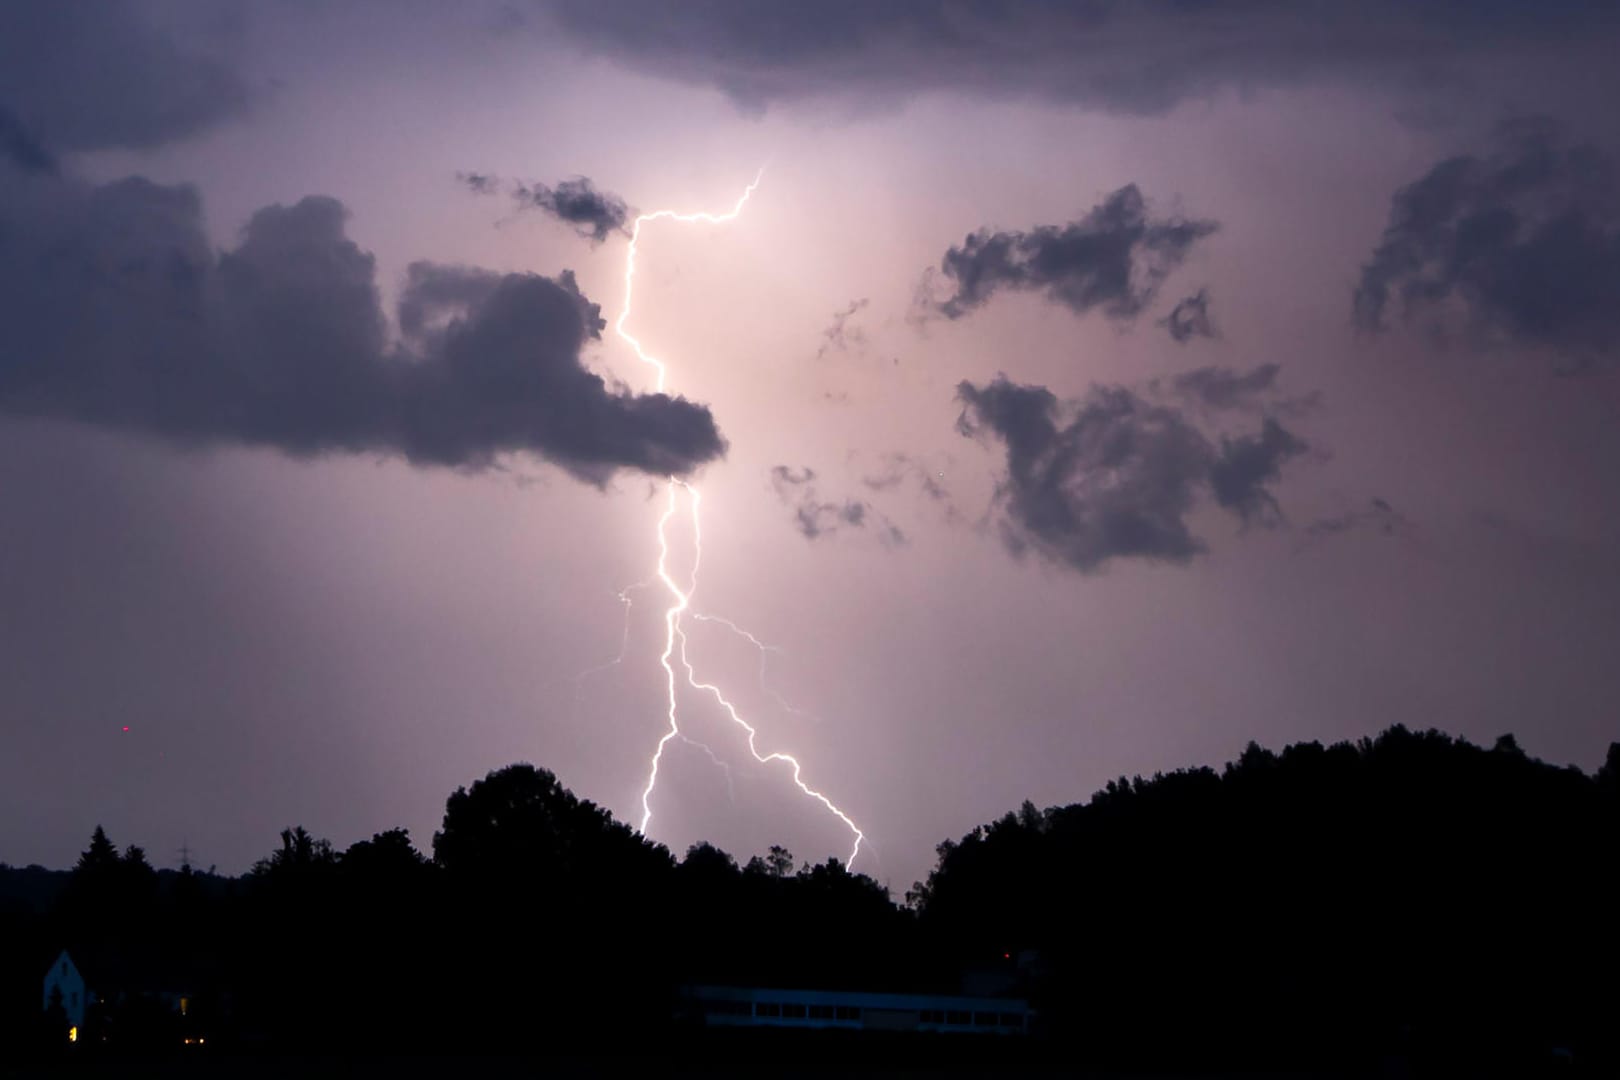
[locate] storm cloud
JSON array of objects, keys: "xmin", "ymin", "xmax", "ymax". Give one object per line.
[
  {"xmin": 455, "ymin": 171, "xmax": 501, "ymax": 196},
  {"xmin": 926, "ymin": 185, "xmax": 1216, "ymax": 322},
  {"xmin": 1209, "ymin": 418, "xmax": 1311, "ymax": 527},
  {"xmin": 514, "ymin": 177, "xmax": 632, "ymax": 244},
  {"xmin": 1167, "ymin": 363, "xmax": 1279, "ymax": 411},
  {"xmin": 539, "ymin": 1, "xmax": 1618, "ymax": 115},
  {"xmin": 1354, "ymin": 121, "xmax": 1620, "ymax": 361},
  {"xmin": 0, "ymin": 1, "xmax": 250, "ymax": 153},
  {"xmin": 0, "ymin": 105, "xmax": 56, "ymax": 175},
  {"xmin": 0, "ymin": 166, "xmax": 724, "ymax": 481},
  {"xmin": 955, "ymin": 374, "xmax": 1309, "ymax": 573}
]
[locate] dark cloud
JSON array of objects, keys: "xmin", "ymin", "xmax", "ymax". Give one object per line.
[
  {"xmin": 1153, "ymin": 361, "xmax": 1321, "ymax": 420},
  {"xmin": 925, "ymin": 185, "xmax": 1216, "ymax": 322},
  {"xmin": 0, "ymin": 104, "xmax": 56, "ymax": 175},
  {"xmin": 770, "ymin": 465, "xmax": 905, "ymax": 546},
  {"xmin": 955, "ymin": 374, "xmax": 1309, "ymax": 573},
  {"xmin": 862, "ymin": 453, "xmax": 950, "ymax": 504},
  {"xmin": 1299, "ymin": 497, "xmax": 1414, "ymax": 549},
  {"xmin": 1354, "ymin": 121, "xmax": 1620, "ymax": 362},
  {"xmin": 456, "ymin": 171, "xmax": 501, "ymax": 196},
  {"xmin": 1209, "ymin": 418, "xmax": 1310, "ymax": 527},
  {"xmin": 0, "ymin": 2, "xmax": 250, "ymax": 153},
  {"xmin": 514, "ymin": 177, "xmax": 632, "ymax": 244},
  {"xmin": 0, "ymin": 167, "xmax": 724, "ymax": 481},
  {"xmin": 539, "ymin": 1, "xmax": 1616, "ymax": 114},
  {"xmin": 1168, "ymin": 363, "xmax": 1280, "ymax": 411},
  {"xmin": 815, "ymin": 298, "xmax": 870, "ymax": 360},
  {"xmin": 1160, "ymin": 288, "xmax": 1215, "ymax": 343}
]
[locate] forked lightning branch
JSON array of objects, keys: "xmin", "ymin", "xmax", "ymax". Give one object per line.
[{"xmin": 609, "ymin": 174, "xmax": 865, "ymax": 867}]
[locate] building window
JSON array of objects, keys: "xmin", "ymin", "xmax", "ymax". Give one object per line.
[
  {"xmin": 782, "ymin": 1003, "xmax": 806, "ymax": 1019},
  {"xmin": 835, "ymin": 1005, "xmax": 861, "ymax": 1021},
  {"xmin": 947, "ymin": 1010, "xmax": 970, "ymax": 1026},
  {"xmin": 756, "ymin": 1002, "xmax": 780, "ymax": 1018},
  {"xmin": 974, "ymin": 1011, "xmax": 999, "ymax": 1027},
  {"xmin": 999, "ymin": 1012, "xmax": 1024, "ymax": 1028}
]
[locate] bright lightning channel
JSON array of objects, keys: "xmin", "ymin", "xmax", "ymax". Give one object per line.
[{"xmin": 616, "ymin": 173, "xmax": 865, "ymax": 867}]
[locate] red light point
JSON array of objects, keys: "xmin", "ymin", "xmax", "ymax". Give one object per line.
[{"xmin": 121, "ymin": 726, "xmax": 130, "ymax": 733}]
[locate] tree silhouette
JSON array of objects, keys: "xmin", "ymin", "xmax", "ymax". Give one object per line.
[
  {"xmin": 75, "ymin": 827, "xmax": 119, "ymax": 876},
  {"xmin": 9, "ymin": 727, "xmax": 1615, "ymax": 1068}
]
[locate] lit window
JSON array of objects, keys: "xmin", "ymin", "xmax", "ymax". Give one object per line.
[
  {"xmin": 68, "ymin": 1026, "xmax": 78, "ymax": 1043},
  {"xmin": 180, "ymin": 997, "xmax": 189, "ymax": 1016}
]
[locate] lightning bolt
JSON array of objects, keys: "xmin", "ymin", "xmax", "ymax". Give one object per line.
[
  {"xmin": 616, "ymin": 173, "xmax": 865, "ymax": 867},
  {"xmin": 692, "ymin": 613, "xmax": 817, "ymax": 724},
  {"xmin": 571, "ymin": 584, "xmax": 646, "ymax": 697}
]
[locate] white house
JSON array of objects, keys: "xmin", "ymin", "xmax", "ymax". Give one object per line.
[{"xmin": 41, "ymin": 949, "xmax": 90, "ymax": 1031}]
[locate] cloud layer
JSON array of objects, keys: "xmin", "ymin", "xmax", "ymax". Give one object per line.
[
  {"xmin": 541, "ymin": 0, "xmax": 1617, "ymax": 114},
  {"xmin": 0, "ymin": 2, "xmax": 250, "ymax": 152}
]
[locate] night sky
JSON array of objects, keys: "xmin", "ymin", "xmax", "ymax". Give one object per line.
[{"xmin": 4, "ymin": 1, "xmax": 1619, "ymax": 894}]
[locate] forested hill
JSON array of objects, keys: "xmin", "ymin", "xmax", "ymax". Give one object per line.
[
  {"xmin": 3, "ymin": 725, "xmax": 1617, "ymax": 1071},
  {"xmin": 911, "ymin": 725, "xmax": 1620, "ymax": 1067}
]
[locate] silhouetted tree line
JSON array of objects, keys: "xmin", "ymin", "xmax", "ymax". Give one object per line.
[
  {"xmin": 910, "ymin": 726, "xmax": 1620, "ymax": 1071},
  {"xmin": 2, "ymin": 726, "xmax": 1617, "ymax": 1071}
]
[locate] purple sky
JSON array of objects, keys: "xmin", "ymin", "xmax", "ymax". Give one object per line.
[{"xmin": 3, "ymin": 1, "xmax": 1620, "ymax": 893}]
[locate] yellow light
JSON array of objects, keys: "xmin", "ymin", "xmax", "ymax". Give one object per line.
[{"xmin": 68, "ymin": 1026, "xmax": 77, "ymax": 1043}]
